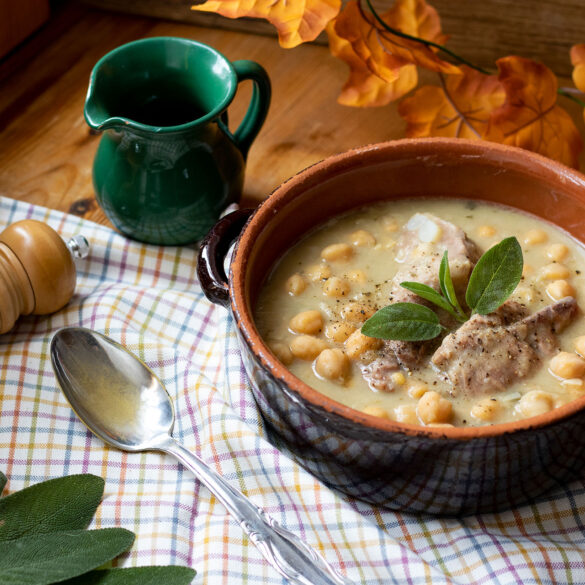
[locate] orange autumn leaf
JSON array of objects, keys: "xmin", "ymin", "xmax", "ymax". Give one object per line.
[
  {"xmin": 327, "ymin": 19, "xmax": 417, "ymax": 106},
  {"xmin": 486, "ymin": 56, "xmax": 583, "ymax": 168},
  {"xmin": 571, "ymin": 44, "xmax": 585, "ymax": 92},
  {"xmin": 571, "ymin": 44, "xmax": 585, "ymax": 125},
  {"xmin": 398, "ymin": 66, "xmax": 505, "ymax": 139},
  {"xmin": 334, "ymin": 0, "xmax": 460, "ymax": 84},
  {"xmin": 191, "ymin": 0, "xmax": 340, "ymax": 48}
]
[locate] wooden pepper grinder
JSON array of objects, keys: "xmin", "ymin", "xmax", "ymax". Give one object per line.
[{"xmin": 0, "ymin": 219, "xmax": 89, "ymax": 334}]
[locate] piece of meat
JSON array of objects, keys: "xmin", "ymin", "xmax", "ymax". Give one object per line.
[
  {"xmin": 387, "ymin": 214, "xmax": 480, "ymax": 370},
  {"xmin": 431, "ymin": 297, "xmax": 579, "ymax": 397},
  {"xmin": 361, "ymin": 214, "xmax": 480, "ymax": 391}
]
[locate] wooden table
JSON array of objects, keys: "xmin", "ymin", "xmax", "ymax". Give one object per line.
[
  {"xmin": 0, "ymin": 2, "xmax": 406, "ymax": 228},
  {"xmin": 1, "ymin": 2, "xmax": 583, "ymax": 229}
]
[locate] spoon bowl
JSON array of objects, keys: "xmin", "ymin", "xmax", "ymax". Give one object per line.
[
  {"xmin": 50, "ymin": 327, "xmax": 354, "ymax": 585},
  {"xmin": 51, "ymin": 327, "xmax": 174, "ymax": 452}
]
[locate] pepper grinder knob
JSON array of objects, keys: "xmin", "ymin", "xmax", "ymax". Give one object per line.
[{"xmin": 0, "ymin": 219, "xmax": 87, "ymax": 334}]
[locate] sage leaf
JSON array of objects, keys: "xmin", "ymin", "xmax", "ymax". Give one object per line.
[
  {"xmin": 0, "ymin": 474, "xmax": 104, "ymax": 542},
  {"xmin": 438, "ymin": 251, "xmax": 467, "ymax": 319},
  {"xmin": 400, "ymin": 281, "xmax": 464, "ymax": 322},
  {"xmin": 466, "ymin": 236, "xmax": 523, "ymax": 315},
  {"xmin": 362, "ymin": 302, "xmax": 443, "ymax": 341},
  {"xmin": 0, "ymin": 528, "xmax": 135, "ymax": 585},
  {"xmin": 0, "ymin": 471, "xmax": 6, "ymax": 494},
  {"xmin": 62, "ymin": 566, "xmax": 196, "ymax": 585}
]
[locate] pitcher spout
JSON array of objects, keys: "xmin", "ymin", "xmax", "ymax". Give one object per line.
[{"xmin": 84, "ymin": 77, "xmax": 125, "ymax": 132}]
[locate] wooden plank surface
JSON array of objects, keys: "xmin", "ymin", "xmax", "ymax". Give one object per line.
[
  {"xmin": 84, "ymin": 0, "xmax": 585, "ymax": 76},
  {"xmin": 0, "ymin": 1, "xmax": 583, "ymax": 231},
  {"xmin": 0, "ymin": 2, "xmax": 406, "ymax": 228},
  {"xmin": 0, "ymin": 0, "xmax": 50, "ymax": 59}
]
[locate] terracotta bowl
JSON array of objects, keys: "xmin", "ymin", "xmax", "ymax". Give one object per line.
[{"xmin": 197, "ymin": 138, "xmax": 585, "ymax": 515}]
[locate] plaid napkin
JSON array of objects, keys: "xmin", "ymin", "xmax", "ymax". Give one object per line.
[{"xmin": 1, "ymin": 195, "xmax": 585, "ymax": 585}]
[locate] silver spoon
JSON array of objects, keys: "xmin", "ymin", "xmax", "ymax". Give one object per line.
[{"xmin": 50, "ymin": 327, "xmax": 355, "ymax": 585}]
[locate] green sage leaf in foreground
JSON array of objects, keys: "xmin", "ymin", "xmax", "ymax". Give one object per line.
[
  {"xmin": 400, "ymin": 280, "xmax": 465, "ymax": 322},
  {"xmin": 362, "ymin": 302, "xmax": 443, "ymax": 341},
  {"xmin": 0, "ymin": 471, "xmax": 6, "ymax": 494},
  {"xmin": 61, "ymin": 566, "xmax": 196, "ymax": 585},
  {"xmin": 0, "ymin": 528, "xmax": 135, "ymax": 585},
  {"xmin": 0, "ymin": 474, "xmax": 104, "ymax": 542},
  {"xmin": 465, "ymin": 236, "xmax": 523, "ymax": 315}
]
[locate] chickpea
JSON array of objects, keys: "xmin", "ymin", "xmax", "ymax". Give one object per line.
[
  {"xmin": 290, "ymin": 335, "xmax": 329, "ymax": 361},
  {"xmin": 362, "ymin": 405, "xmax": 390, "ymax": 419},
  {"xmin": 540, "ymin": 263, "xmax": 571, "ymax": 280},
  {"xmin": 561, "ymin": 378, "xmax": 584, "ymax": 391},
  {"xmin": 523, "ymin": 229, "xmax": 548, "ymax": 245},
  {"xmin": 306, "ymin": 263, "xmax": 332, "ymax": 281},
  {"xmin": 574, "ymin": 336, "xmax": 585, "ymax": 358},
  {"xmin": 546, "ymin": 243, "xmax": 569, "ymax": 262},
  {"xmin": 470, "ymin": 398, "xmax": 501, "ymax": 422},
  {"xmin": 321, "ymin": 243, "xmax": 353, "ymax": 262},
  {"xmin": 323, "ymin": 276, "xmax": 350, "ymax": 298},
  {"xmin": 285, "ymin": 273, "xmax": 307, "ymax": 296},
  {"xmin": 344, "ymin": 329, "xmax": 382, "ymax": 359},
  {"xmin": 513, "ymin": 285, "xmax": 534, "ymax": 304},
  {"xmin": 325, "ymin": 321, "xmax": 356, "ymax": 343},
  {"xmin": 340, "ymin": 302, "xmax": 375, "ymax": 323},
  {"xmin": 478, "ymin": 225, "xmax": 496, "ymax": 237},
  {"xmin": 314, "ymin": 348, "xmax": 351, "ymax": 382},
  {"xmin": 394, "ymin": 405, "xmax": 418, "ymax": 424},
  {"xmin": 270, "ymin": 342, "xmax": 293, "ymax": 366},
  {"xmin": 549, "ymin": 351, "xmax": 585, "ymax": 379},
  {"xmin": 515, "ymin": 390, "xmax": 554, "ymax": 418},
  {"xmin": 546, "ymin": 279, "xmax": 576, "ymax": 301},
  {"xmin": 350, "ymin": 229, "xmax": 376, "ymax": 247},
  {"xmin": 391, "ymin": 372, "xmax": 406, "ymax": 386},
  {"xmin": 416, "ymin": 391, "xmax": 452, "ymax": 425},
  {"xmin": 345, "ymin": 269, "xmax": 367, "ymax": 284},
  {"xmin": 383, "ymin": 217, "xmax": 399, "ymax": 232},
  {"xmin": 289, "ymin": 310, "xmax": 324, "ymax": 335},
  {"xmin": 407, "ymin": 381, "xmax": 428, "ymax": 399}
]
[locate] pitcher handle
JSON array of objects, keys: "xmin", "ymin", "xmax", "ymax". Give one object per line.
[{"xmin": 232, "ymin": 60, "xmax": 271, "ymax": 159}]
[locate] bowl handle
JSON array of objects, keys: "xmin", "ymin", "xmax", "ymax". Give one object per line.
[{"xmin": 197, "ymin": 209, "xmax": 254, "ymax": 307}]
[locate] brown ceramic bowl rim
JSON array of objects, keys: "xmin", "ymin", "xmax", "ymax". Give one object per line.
[{"xmin": 231, "ymin": 137, "xmax": 585, "ymax": 440}]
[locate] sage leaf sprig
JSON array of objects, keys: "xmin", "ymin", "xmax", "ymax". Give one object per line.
[
  {"xmin": 360, "ymin": 302, "xmax": 444, "ymax": 341},
  {"xmin": 0, "ymin": 472, "xmax": 196, "ymax": 585},
  {"xmin": 1, "ymin": 528, "xmax": 135, "ymax": 585},
  {"xmin": 466, "ymin": 236, "xmax": 524, "ymax": 315},
  {"xmin": 0, "ymin": 474, "xmax": 104, "ymax": 541},
  {"xmin": 362, "ymin": 237, "xmax": 523, "ymax": 342}
]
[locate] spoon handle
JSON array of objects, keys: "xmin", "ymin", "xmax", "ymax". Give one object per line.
[{"xmin": 161, "ymin": 437, "xmax": 356, "ymax": 585}]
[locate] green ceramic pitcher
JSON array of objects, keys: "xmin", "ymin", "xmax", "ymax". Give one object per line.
[{"xmin": 84, "ymin": 37, "xmax": 271, "ymax": 245}]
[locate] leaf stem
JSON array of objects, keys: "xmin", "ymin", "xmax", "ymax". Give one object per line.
[
  {"xmin": 363, "ymin": 0, "xmax": 491, "ymax": 75},
  {"xmin": 558, "ymin": 87, "xmax": 585, "ymax": 108}
]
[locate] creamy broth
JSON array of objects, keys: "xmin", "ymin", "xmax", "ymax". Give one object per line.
[{"xmin": 254, "ymin": 199, "xmax": 585, "ymax": 427}]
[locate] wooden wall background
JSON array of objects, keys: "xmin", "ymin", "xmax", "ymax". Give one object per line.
[{"xmin": 82, "ymin": 0, "xmax": 584, "ymax": 76}]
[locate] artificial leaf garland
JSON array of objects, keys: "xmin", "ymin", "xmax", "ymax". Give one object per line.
[
  {"xmin": 398, "ymin": 66, "xmax": 505, "ymax": 139},
  {"xmin": 192, "ymin": 0, "xmax": 585, "ymax": 168},
  {"xmin": 0, "ymin": 473, "xmax": 196, "ymax": 585},
  {"xmin": 191, "ymin": 0, "xmax": 342, "ymax": 48}
]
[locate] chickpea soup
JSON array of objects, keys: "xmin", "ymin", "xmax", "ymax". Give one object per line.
[{"xmin": 254, "ymin": 199, "xmax": 585, "ymax": 427}]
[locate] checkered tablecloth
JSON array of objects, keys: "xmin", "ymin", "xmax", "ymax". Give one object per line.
[{"xmin": 1, "ymin": 194, "xmax": 585, "ymax": 585}]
